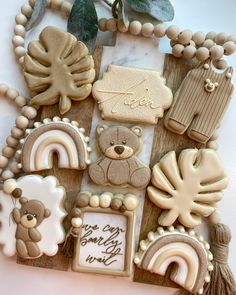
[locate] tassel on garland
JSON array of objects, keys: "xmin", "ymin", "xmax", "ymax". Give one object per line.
[{"xmin": 203, "ymin": 223, "xmax": 236, "ymax": 295}]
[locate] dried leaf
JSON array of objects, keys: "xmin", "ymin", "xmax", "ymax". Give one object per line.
[
  {"xmin": 67, "ymin": 0, "xmax": 98, "ymax": 53},
  {"xmin": 125, "ymin": 0, "xmax": 174, "ymax": 22},
  {"xmin": 25, "ymin": 0, "xmax": 47, "ymax": 31}
]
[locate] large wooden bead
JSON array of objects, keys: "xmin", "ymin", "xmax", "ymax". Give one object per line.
[
  {"xmin": 141, "ymin": 23, "xmax": 154, "ymax": 37},
  {"xmin": 14, "ymin": 25, "xmax": 26, "ymax": 37},
  {"xmin": 29, "ymin": 0, "xmax": 37, "ymax": 6},
  {"xmin": 196, "ymin": 47, "xmax": 210, "ymax": 61},
  {"xmin": 154, "ymin": 24, "xmax": 166, "ymax": 38},
  {"xmin": 99, "ymin": 192, "xmax": 112, "ymax": 208},
  {"xmin": 2, "ymin": 170, "xmax": 14, "ymax": 180},
  {"xmin": 214, "ymin": 59, "xmax": 228, "ymax": 70},
  {"xmin": 129, "ymin": 20, "xmax": 142, "ymax": 35},
  {"xmin": 206, "ymin": 31, "xmax": 216, "ymax": 41},
  {"xmin": 223, "ymin": 41, "xmax": 236, "ymax": 55},
  {"xmin": 192, "ymin": 31, "xmax": 205, "ymax": 46},
  {"xmin": 0, "ymin": 83, "xmax": 8, "ymax": 96},
  {"xmin": 15, "ymin": 95, "xmax": 26, "ymax": 107},
  {"xmin": 6, "ymin": 88, "xmax": 19, "ymax": 100},
  {"xmin": 12, "ymin": 35, "xmax": 25, "ymax": 47},
  {"xmin": 76, "ymin": 192, "xmax": 90, "ymax": 208},
  {"xmin": 166, "ymin": 25, "xmax": 180, "ymax": 40},
  {"xmin": 6, "ymin": 136, "xmax": 18, "ymax": 147},
  {"xmin": 227, "ymin": 35, "xmax": 236, "ymax": 44},
  {"xmin": 10, "ymin": 162, "xmax": 21, "ymax": 174},
  {"xmin": 15, "ymin": 116, "xmax": 29, "ymax": 129},
  {"xmin": 210, "ymin": 45, "xmax": 224, "ymax": 60},
  {"xmin": 183, "ymin": 45, "xmax": 196, "ymax": 59},
  {"xmin": 3, "ymin": 178, "xmax": 17, "ymax": 194},
  {"xmin": 215, "ymin": 32, "xmax": 228, "ymax": 45},
  {"xmin": 21, "ymin": 106, "xmax": 37, "ymax": 119},
  {"xmin": 61, "ymin": 2, "xmax": 72, "ymax": 15},
  {"xmin": 2, "ymin": 147, "xmax": 15, "ymax": 158},
  {"xmin": 106, "ymin": 18, "xmax": 117, "ymax": 33},
  {"xmin": 21, "ymin": 4, "xmax": 33, "ymax": 18},
  {"xmin": 51, "ymin": 0, "xmax": 63, "ymax": 10},
  {"xmin": 178, "ymin": 29, "xmax": 192, "ymax": 45},
  {"xmin": 172, "ymin": 44, "xmax": 184, "ymax": 57},
  {"xmin": 98, "ymin": 18, "xmax": 107, "ymax": 32},
  {"xmin": 202, "ymin": 39, "xmax": 215, "ymax": 49},
  {"xmin": 11, "ymin": 127, "xmax": 23, "ymax": 138},
  {"xmin": 117, "ymin": 19, "xmax": 129, "ymax": 33},
  {"xmin": 15, "ymin": 13, "xmax": 28, "ymax": 25},
  {"xmin": 123, "ymin": 194, "xmax": 138, "ymax": 210},
  {"xmin": 89, "ymin": 195, "xmax": 100, "ymax": 208},
  {"xmin": 0, "ymin": 155, "xmax": 8, "ymax": 168},
  {"xmin": 111, "ymin": 198, "xmax": 123, "ymax": 210}
]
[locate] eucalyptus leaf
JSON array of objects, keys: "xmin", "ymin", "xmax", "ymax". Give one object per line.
[
  {"xmin": 67, "ymin": 0, "xmax": 98, "ymax": 53},
  {"xmin": 119, "ymin": 0, "xmax": 129, "ymax": 28},
  {"xmin": 125, "ymin": 0, "xmax": 174, "ymax": 22},
  {"xmin": 25, "ymin": 0, "xmax": 47, "ymax": 31}
]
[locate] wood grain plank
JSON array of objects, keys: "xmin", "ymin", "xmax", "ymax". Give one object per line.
[
  {"xmin": 17, "ymin": 46, "xmax": 103, "ymax": 271},
  {"xmin": 133, "ymin": 54, "xmax": 205, "ymax": 288}
]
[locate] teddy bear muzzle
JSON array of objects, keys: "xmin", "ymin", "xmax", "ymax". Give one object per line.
[
  {"xmin": 21, "ymin": 213, "xmax": 37, "ymax": 228},
  {"xmin": 105, "ymin": 145, "xmax": 134, "ymax": 159}
]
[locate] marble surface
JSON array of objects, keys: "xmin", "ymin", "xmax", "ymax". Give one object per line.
[{"xmin": 0, "ymin": 1, "xmax": 236, "ymax": 295}]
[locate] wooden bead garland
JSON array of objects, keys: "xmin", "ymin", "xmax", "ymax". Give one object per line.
[{"xmin": 0, "ymin": 83, "xmax": 37, "ymax": 182}]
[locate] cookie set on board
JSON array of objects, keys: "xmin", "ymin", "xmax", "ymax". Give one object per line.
[{"xmin": 0, "ymin": 1, "xmax": 236, "ymax": 295}]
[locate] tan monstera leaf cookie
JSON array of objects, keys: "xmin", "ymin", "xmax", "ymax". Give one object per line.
[
  {"xmin": 147, "ymin": 149, "xmax": 228, "ymax": 228},
  {"xmin": 23, "ymin": 26, "xmax": 95, "ymax": 114}
]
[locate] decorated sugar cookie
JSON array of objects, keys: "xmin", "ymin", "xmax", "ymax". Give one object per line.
[
  {"xmin": 88, "ymin": 125, "xmax": 151, "ymax": 188},
  {"xmin": 71, "ymin": 192, "xmax": 139, "ymax": 276},
  {"xmin": 92, "ymin": 65, "xmax": 173, "ymax": 124},
  {"xmin": 165, "ymin": 62, "xmax": 234, "ymax": 143},
  {"xmin": 24, "ymin": 26, "xmax": 95, "ymax": 114},
  {"xmin": 147, "ymin": 149, "xmax": 227, "ymax": 228},
  {"xmin": 134, "ymin": 226, "xmax": 213, "ymax": 294},
  {"xmin": 0, "ymin": 175, "xmax": 66, "ymax": 258},
  {"xmin": 14, "ymin": 117, "xmax": 91, "ymax": 173}
]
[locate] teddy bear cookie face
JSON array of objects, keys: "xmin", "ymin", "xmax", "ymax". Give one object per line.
[
  {"xmin": 19, "ymin": 199, "xmax": 51, "ymax": 229},
  {"xmin": 97, "ymin": 125, "xmax": 141, "ymax": 160}
]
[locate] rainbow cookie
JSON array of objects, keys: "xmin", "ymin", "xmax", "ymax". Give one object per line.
[
  {"xmin": 134, "ymin": 226, "xmax": 213, "ymax": 294},
  {"xmin": 15, "ymin": 117, "xmax": 91, "ymax": 173}
]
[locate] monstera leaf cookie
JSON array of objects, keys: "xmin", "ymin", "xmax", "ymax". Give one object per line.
[
  {"xmin": 148, "ymin": 149, "xmax": 228, "ymax": 228},
  {"xmin": 24, "ymin": 26, "xmax": 95, "ymax": 114}
]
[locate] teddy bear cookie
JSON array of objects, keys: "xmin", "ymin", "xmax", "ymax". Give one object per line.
[{"xmin": 88, "ymin": 125, "xmax": 151, "ymax": 188}]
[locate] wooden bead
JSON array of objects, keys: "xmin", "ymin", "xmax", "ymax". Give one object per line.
[
  {"xmin": 29, "ymin": 0, "xmax": 37, "ymax": 7},
  {"xmin": 206, "ymin": 31, "xmax": 216, "ymax": 41},
  {"xmin": 215, "ymin": 32, "xmax": 228, "ymax": 45},
  {"xmin": 154, "ymin": 24, "xmax": 166, "ymax": 38},
  {"xmin": 223, "ymin": 41, "xmax": 236, "ymax": 55},
  {"xmin": 202, "ymin": 39, "xmax": 215, "ymax": 49},
  {"xmin": 89, "ymin": 195, "xmax": 100, "ymax": 208},
  {"xmin": 12, "ymin": 35, "xmax": 24, "ymax": 47},
  {"xmin": 6, "ymin": 136, "xmax": 18, "ymax": 147},
  {"xmin": 15, "ymin": 116, "xmax": 29, "ymax": 129},
  {"xmin": 2, "ymin": 170, "xmax": 14, "ymax": 180},
  {"xmin": 6, "ymin": 88, "xmax": 19, "ymax": 99},
  {"xmin": 15, "ymin": 95, "xmax": 26, "ymax": 107},
  {"xmin": 206, "ymin": 141, "xmax": 218, "ymax": 150},
  {"xmin": 183, "ymin": 45, "xmax": 196, "ymax": 59},
  {"xmin": 11, "ymin": 127, "xmax": 23, "ymax": 138},
  {"xmin": 178, "ymin": 29, "xmax": 192, "ymax": 45},
  {"xmin": 117, "ymin": 19, "xmax": 129, "ymax": 33},
  {"xmin": 98, "ymin": 18, "xmax": 107, "ymax": 31},
  {"xmin": 210, "ymin": 45, "xmax": 224, "ymax": 60},
  {"xmin": 51, "ymin": 0, "xmax": 63, "ymax": 10},
  {"xmin": 14, "ymin": 25, "xmax": 26, "ymax": 37},
  {"xmin": 15, "ymin": 46, "xmax": 26, "ymax": 58},
  {"xmin": 208, "ymin": 210, "xmax": 221, "ymax": 225},
  {"xmin": 10, "ymin": 162, "xmax": 21, "ymax": 173},
  {"xmin": 71, "ymin": 217, "xmax": 82, "ymax": 228},
  {"xmin": 129, "ymin": 20, "xmax": 142, "ymax": 35},
  {"xmin": 113, "ymin": 193, "xmax": 124, "ymax": 200},
  {"xmin": 99, "ymin": 192, "xmax": 112, "ymax": 208},
  {"xmin": 123, "ymin": 194, "xmax": 138, "ymax": 210},
  {"xmin": 141, "ymin": 23, "xmax": 154, "ymax": 37},
  {"xmin": 166, "ymin": 25, "xmax": 180, "ymax": 40},
  {"xmin": 0, "ymin": 83, "xmax": 8, "ymax": 96},
  {"xmin": 106, "ymin": 18, "xmax": 117, "ymax": 33},
  {"xmin": 188, "ymin": 40, "xmax": 196, "ymax": 47},
  {"xmin": 61, "ymin": 2, "xmax": 72, "ymax": 15},
  {"xmin": 21, "ymin": 4, "xmax": 33, "ymax": 18},
  {"xmin": 172, "ymin": 44, "xmax": 184, "ymax": 57},
  {"xmin": 2, "ymin": 147, "xmax": 15, "ymax": 158},
  {"xmin": 227, "ymin": 35, "xmax": 236, "ymax": 44},
  {"xmin": 214, "ymin": 59, "xmax": 228, "ymax": 70},
  {"xmin": 15, "ymin": 13, "xmax": 28, "ymax": 25},
  {"xmin": 111, "ymin": 198, "xmax": 123, "ymax": 210},
  {"xmin": 71, "ymin": 208, "xmax": 81, "ymax": 218},
  {"xmin": 0, "ymin": 155, "xmax": 8, "ymax": 168},
  {"xmin": 3, "ymin": 179, "xmax": 17, "ymax": 194},
  {"xmin": 76, "ymin": 192, "xmax": 91, "ymax": 207},
  {"xmin": 46, "ymin": 0, "xmax": 51, "ymax": 8},
  {"xmin": 170, "ymin": 39, "xmax": 178, "ymax": 48},
  {"xmin": 196, "ymin": 47, "xmax": 210, "ymax": 61},
  {"xmin": 21, "ymin": 106, "xmax": 37, "ymax": 119},
  {"xmin": 192, "ymin": 31, "xmax": 205, "ymax": 46}
]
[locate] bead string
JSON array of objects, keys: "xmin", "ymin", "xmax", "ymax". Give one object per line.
[{"xmin": 0, "ymin": 84, "xmax": 37, "ymax": 182}]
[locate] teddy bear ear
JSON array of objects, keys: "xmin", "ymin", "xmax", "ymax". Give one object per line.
[
  {"xmin": 19, "ymin": 197, "xmax": 28, "ymax": 204},
  {"xmin": 44, "ymin": 209, "xmax": 51, "ymax": 218},
  {"xmin": 96, "ymin": 124, "xmax": 108, "ymax": 135},
  {"xmin": 131, "ymin": 126, "xmax": 143, "ymax": 137}
]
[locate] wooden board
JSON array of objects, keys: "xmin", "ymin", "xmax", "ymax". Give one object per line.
[
  {"xmin": 17, "ymin": 46, "xmax": 103, "ymax": 270},
  {"xmin": 133, "ymin": 54, "xmax": 205, "ymax": 289}
]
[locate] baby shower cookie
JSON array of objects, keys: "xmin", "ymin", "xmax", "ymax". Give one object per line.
[
  {"xmin": 147, "ymin": 149, "xmax": 228, "ymax": 228},
  {"xmin": 24, "ymin": 26, "xmax": 95, "ymax": 114},
  {"xmin": 15, "ymin": 117, "xmax": 91, "ymax": 173},
  {"xmin": 165, "ymin": 62, "xmax": 234, "ymax": 143},
  {"xmin": 88, "ymin": 125, "xmax": 151, "ymax": 188},
  {"xmin": 0, "ymin": 175, "xmax": 66, "ymax": 258},
  {"xmin": 134, "ymin": 226, "xmax": 213, "ymax": 294},
  {"xmin": 92, "ymin": 65, "xmax": 173, "ymax": 124}
]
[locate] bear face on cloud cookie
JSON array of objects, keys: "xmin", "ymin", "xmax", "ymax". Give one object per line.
[{"xmin": 89, "ymin": 125, "xmax": 151, "ymax": 189}]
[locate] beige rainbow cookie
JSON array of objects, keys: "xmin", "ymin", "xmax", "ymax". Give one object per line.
[
  {"xmin": 147, "ymin": 149, "xmax": 227, "ymax": 228},
  {"xmin": 0, "ymin": 175, "xmax": 66, "ymax": 259},
  {"xmin": 14, "ymin": 117, "xmax": 91, "ymax": 173},
  {"xmin": 92, "ymin": 65, "xmax": 173, "ymax": 124},
  {"xmin": 134, "ymin": 226, "xmax": 213, "ymax": 294},
  {"xmin": 24, "ymin": 26, "xmax": 95, "ymax": 114}
]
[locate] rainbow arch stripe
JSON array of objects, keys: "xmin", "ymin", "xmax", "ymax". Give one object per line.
[
  {"xmin": 134, "ymin": 226, "xmax": 213, "ymax": 294},
  {"xmin": 18, "ymin": 119, "xmax": 90, "ymax": 172}
]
